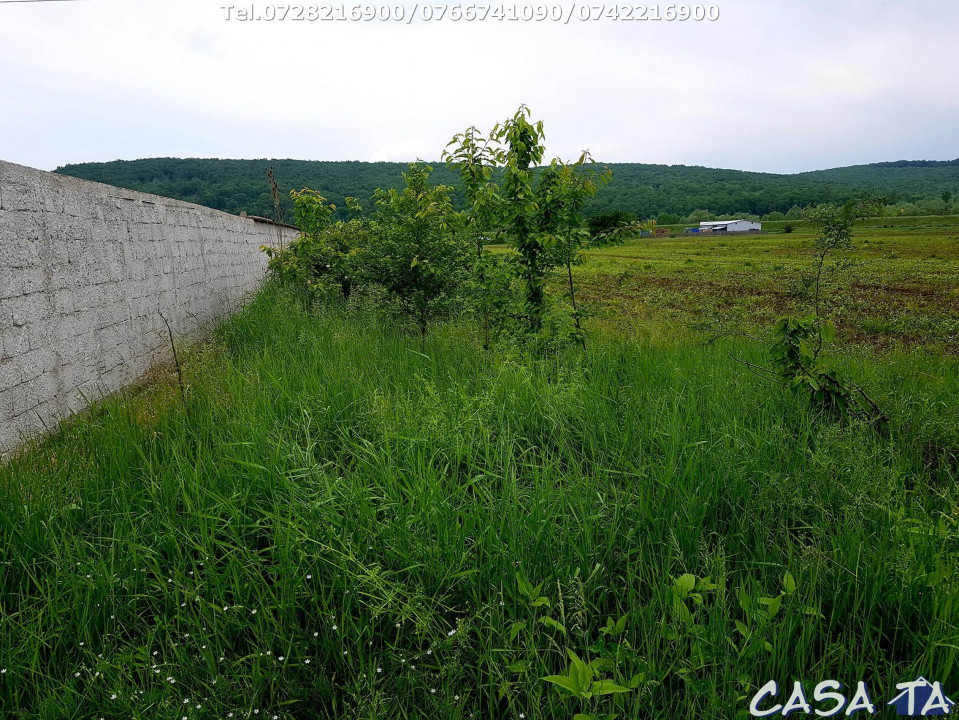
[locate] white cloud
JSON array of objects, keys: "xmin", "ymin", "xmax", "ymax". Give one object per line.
[{"xmin": 1, "ymin": 0, "xmax": 956, "ymax": 172}]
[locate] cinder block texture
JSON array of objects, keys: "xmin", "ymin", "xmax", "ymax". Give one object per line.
[{"xmin": 0, "ymin": 160, "xmax": 297, "ymax": 452}]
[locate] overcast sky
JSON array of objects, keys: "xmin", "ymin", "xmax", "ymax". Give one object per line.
[{"xmin": 1, "ymin": 0, "xmax": 957, "ymax": 173}]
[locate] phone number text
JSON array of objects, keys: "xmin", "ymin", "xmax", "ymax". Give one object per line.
[{"xmin": 220, "ymin": 3, "xmax": 721, "ymax": 23}]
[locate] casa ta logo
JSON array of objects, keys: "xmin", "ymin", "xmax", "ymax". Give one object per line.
[
  {"xmin": 888, "ymin": 678, "xmax": 956, "ymax": 717},
  {"xmin": 748, "ymin": 677, "xmax": 955, "ymax": 717}
]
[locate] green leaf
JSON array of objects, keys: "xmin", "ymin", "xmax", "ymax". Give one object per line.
[
  {"xmin": 541, "ymin": 616, "xmax": 567, "ymax": 635},
  {"xmin": 591, "ymin": 680, "xmax": 632, "ymax": 696},
  {"xmin": 821, "ymin": 320, "xmax": 836, "ymax": 342},
  {"xmin": 673, "ymin": 573, "xmax": 696, "ymax": 598},
  {"xmin": 508, "ymin": 661, "xmax": 529, "ymax": 673},
  {"xmin": 783, "ymin": 571, "xmax": 797, "ymax": 595},
  {"xmin": 766, "ymin": 594, "xmax": 782, "ymax": 620},
  {"xmin": 543, "ymin": 674, "xmax": 580, "ymax": 696},
  {"xmin": 509, "ymin": 621, "xmax": 526, "ymax": 642}
]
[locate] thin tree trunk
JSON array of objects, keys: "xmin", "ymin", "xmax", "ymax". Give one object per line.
[
  {"xmin": 420, "ymin": 307, "xmax": 428, "ymax": 352},
  {"xmin": 478, "ymin": 234, "xmax": 489, "ymax": 350},
  {"xmin": 566, "ymin": 257, "xmax": 586, "ymax": 351}
]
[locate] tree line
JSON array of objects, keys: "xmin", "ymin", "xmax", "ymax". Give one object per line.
[{"xmin": 56, "ymin": 154, "xmax": 959, "ymax": 226}]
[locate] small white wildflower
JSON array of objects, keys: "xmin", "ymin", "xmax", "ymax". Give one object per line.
[
  {"xmin": 448, "ymin": 629, "xmax": 456, "ymax": 636},
  {"xmin": 223, "ymin": 606, "xmax": 229, "ymax": 611},
  {"xmin": 251, "ymin": 609, "xmax": 257, "ymax": 615},
  {"xmin": 1, "ymin": 669, "xmax": 6, "ymax": 674},
  {"xmin": 313, "ymin": 632, "xmax": 319, "ymax": 637},
  {"xmin": 266, "ymin": 650, "xmax": 271, "ymax": 656},
  {"xmin": 376, "ymin": 667, "xmax": 382, "ymax": 673},
  {"xmin": 455, "ymin": 695, "xmax": 460, "ymax": 700},
  {"xmin": 343, "ymin": 651, "xmax": 348, "ymax": 655},
  {"xmin": 431, "ymin": 688, "xmax": 436, "ymax": 694},
  {"xmin": 278, "ymin": 656, "xmax": 285, "ymax": 662},
  {"xmin": 306, "ymin": 574, "xmax": 312, "ymax": 580},
  {"xmin": 110, "ymin": 694, "xmax": 117, "ymax": 700},
  {"xmin": 74, "ymin": 672, "xmax": 80, "ymax": 678},
  {"xmin": 426, "ymin": 649, "xmax": 432, "ymax": 655},
  {"xmin": 305, "ymin": 659, "xmax": 311, "ymax": 664},
  {"xmin": 332, "ymin": 625, "xmax": 337, "ymax": 631},
  {"xmin": 79, "ymin": 642, "xmax": 85, "ymax": 647}
]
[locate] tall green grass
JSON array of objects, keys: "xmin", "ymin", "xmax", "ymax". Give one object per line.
[{"xmin": 1, "ymin": 285, "xmax": 957, "ymax": 719}]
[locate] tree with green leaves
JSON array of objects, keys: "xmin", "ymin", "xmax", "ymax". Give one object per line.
[
  {"xmin": 443, "ymin": 125, "xmax": 505, "ymax": 349},
  {"xmin": 492, "ymin": 105, "xmax": 548, "ymax": 331},
  {"xmin": 537, "ymin": 152, "xmax": 612, "ymax": 348},
  {"xmin": 366, "ymin": 163, "xmax": 470, "ymax": 347},
  {"xmin": 736, "ymin": 198, "xmax": 887, "ymax": 421},
  {"xmin": 261, "ymin": 189, "xmax": 368, "ymax": 301}
]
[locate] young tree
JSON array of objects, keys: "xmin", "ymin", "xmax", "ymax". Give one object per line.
[
  {"xmin": 261, "ymin": 188, "xmax": 336, "ymax": 293},
  {"xmin": 736, "ymin": 198, "xmax": 886, "ymax": 421},
  {"xmin": 261, "ymin": 189, "xmax": 368, "ymax": 301},
  {"xmin": 536, "ymin": 152, "xmax": 611, "ymax": 348},
  {"xmin": 442, "ymin": 126, "xmax": 505, "ymax": 349},
  {"xmin": 366, "ymin": 163, "xmax": 471, "ymax": 347},
  {"xmin": 492, "ymin": 105, "xmax": 547, "ymax": 331}
]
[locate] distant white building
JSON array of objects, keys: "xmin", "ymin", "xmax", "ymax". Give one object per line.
[{"xmin": 699, "ymin": 219, "xmax": 762, "ymax": 233}]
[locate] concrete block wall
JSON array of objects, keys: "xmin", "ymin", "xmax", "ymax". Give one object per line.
[{"xmin": 0, "ymin": 160, "xmax": 298, "ymax": 452}]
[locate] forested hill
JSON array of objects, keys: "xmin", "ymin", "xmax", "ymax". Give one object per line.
[
  {"xmin": 797, "ymin": 159, "xmax": 959, "ymax": 192},
  {"xmin": 55, "ymin": 157, "xmax": 959, "ymax": 222}
]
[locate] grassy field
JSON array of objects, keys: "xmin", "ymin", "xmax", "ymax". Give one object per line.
[
  {"xmin": 567, "ymin": 215, "xmax": 959, "ymax": 350},
  {"xmin": 1, "ymin": 219, "xmax": 958, "ymax": 719}
]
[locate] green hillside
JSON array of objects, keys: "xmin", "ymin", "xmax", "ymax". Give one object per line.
[
  {"xmin": 55, "ymin": 157, "xmax": 959, "ymax": 223},
  {"xmin": 799, "ymin": 158, "xmax": 959, "ymax": 192}
]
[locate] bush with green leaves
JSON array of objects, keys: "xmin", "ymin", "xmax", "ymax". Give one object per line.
[
  {"xmin": 261, "ymin": 189, "xmax": 368, "ymax": 301},
  {"xmin": 364, "ymin": 162, "xmax": 472, "ymax": 343}
]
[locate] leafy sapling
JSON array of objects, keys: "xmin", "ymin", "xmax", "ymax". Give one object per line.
[{"xmin": 536, "ymin": 152, "xmax": 612, "ymax": 349}]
